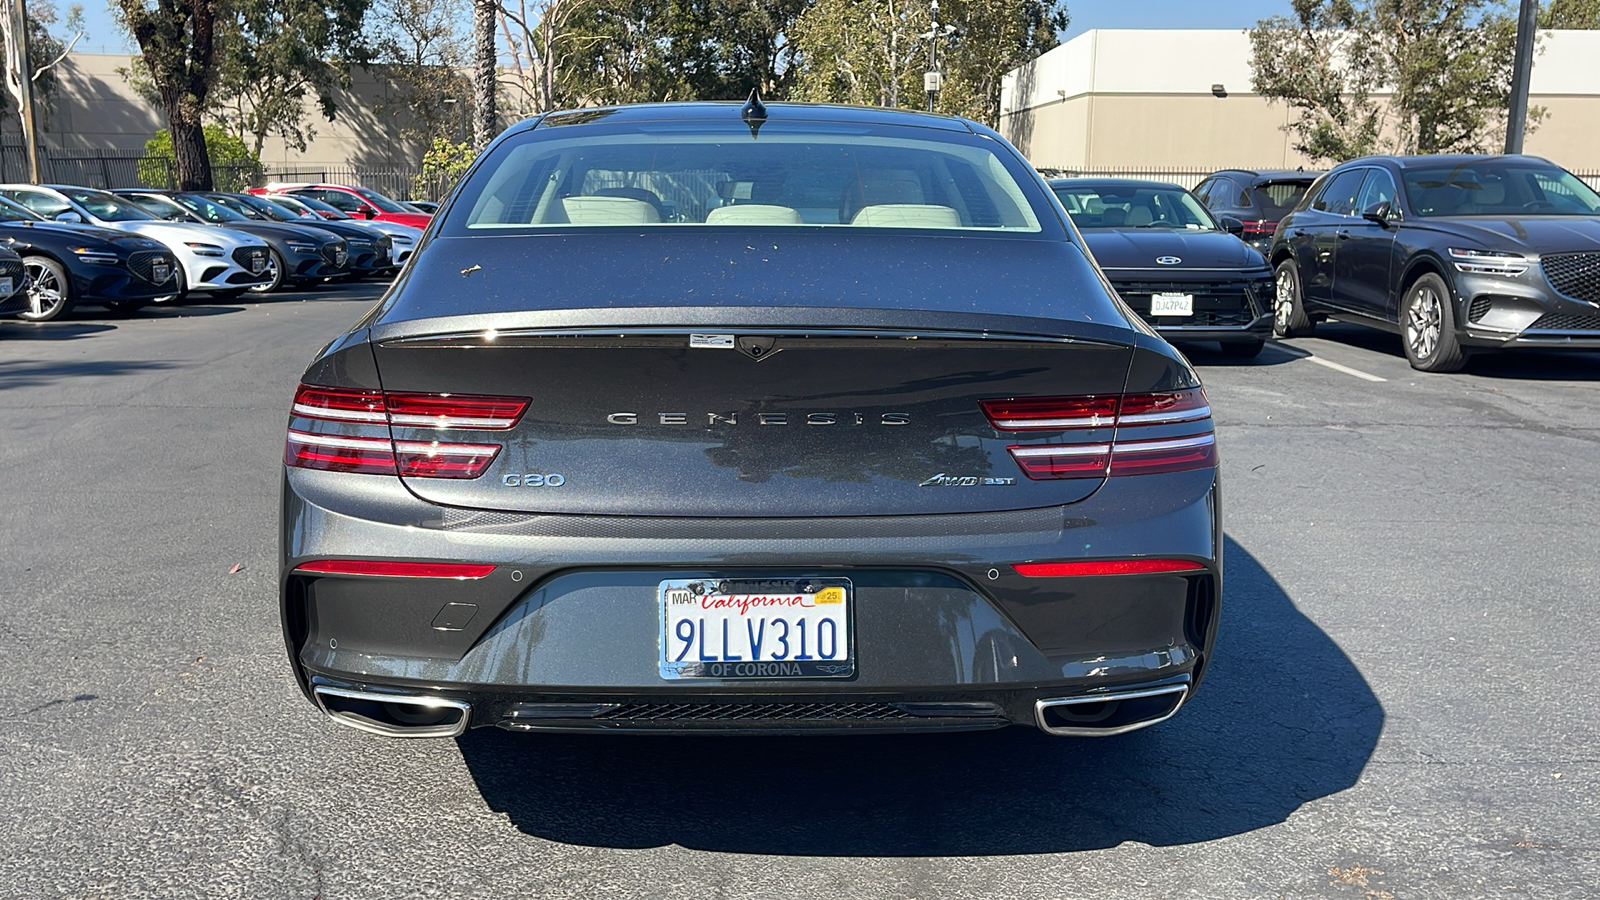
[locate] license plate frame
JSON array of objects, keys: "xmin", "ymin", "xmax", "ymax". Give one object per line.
[
  {"xmin": 0, "ymin": 277, "xmax": 12, "ymax": 296},
  {"xmin": 1150, "ymin": 292, "xmax": 1194, "ymax": 317},
  {"xmin": 658, "ymin": 577, "xmax": 855, "ymax": 680},
  {"xmin": 151, "ymin": 262, "xmax": 171, "ymax": 284}
]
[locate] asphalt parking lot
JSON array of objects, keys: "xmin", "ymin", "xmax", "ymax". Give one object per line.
[{"xmin": 1, "ymin": 282, "xmax": 1597, "ymax": 899}]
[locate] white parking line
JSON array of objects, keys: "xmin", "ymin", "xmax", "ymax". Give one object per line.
[{"xmin": 1265, "ymin": 343, "xmax": 1389, "ymax": 383}]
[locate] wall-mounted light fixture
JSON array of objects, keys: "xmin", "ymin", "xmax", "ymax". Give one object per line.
[{"xmin": 1211, "ymin": 84, "xmax": 1228, "ymax": 98}]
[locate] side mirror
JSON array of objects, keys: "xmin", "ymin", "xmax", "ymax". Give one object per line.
[
  {"xmin": 1362, "ymin": 201, "xmax": 1393, "ymax": 227},
  {"xmin": 1218, "ymin": 215, "xmax": 1245, "ymax": 236},
  {"xmin": 54, "ymin": 211, "xmax": 83, "ymax": 224},
  {"xmin": 362, "ymin": 207, "xmax": 377, "ymax": 219}
]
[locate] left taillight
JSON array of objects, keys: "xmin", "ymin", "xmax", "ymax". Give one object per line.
[{"xmin": 285, "ymin": 383, "xmax": 526, "ymax": 479}]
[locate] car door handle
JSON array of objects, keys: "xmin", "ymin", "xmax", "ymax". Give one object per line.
[
  {"xmin": 1336, "ymin": 229, "xmax": 1351, "ymax": 239},
  {"xmin": 1290, "ymin": 229, "xmax": 1306, "ymax": 238}
]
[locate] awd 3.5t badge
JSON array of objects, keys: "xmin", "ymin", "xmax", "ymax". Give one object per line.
[{"xmin": 919, "ymin": 474, "xmax": 1016, "ymax": 487}]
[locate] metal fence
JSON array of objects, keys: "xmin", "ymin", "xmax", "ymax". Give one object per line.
[{"xmin": 3, "ymin": 146, "xmax": 1596, "ymax": 203}]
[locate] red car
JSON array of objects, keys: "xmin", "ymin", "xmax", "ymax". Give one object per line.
[{"xmin": 247, "ymin": 183, "xmax": 432, "ymax": 229}]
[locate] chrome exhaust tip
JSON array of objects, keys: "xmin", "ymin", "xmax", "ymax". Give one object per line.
[
  {"xmin": 1034, "ymin": 684, "xmax": 1189, "ymax": 737},
  {"xmin": 312, "ymin": 685, "xmax": 471, "ymax": 738}
]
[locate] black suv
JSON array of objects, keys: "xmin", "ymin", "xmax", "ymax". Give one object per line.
[
  {"xmin": 1269, "ymin": 155, "xmax": 1600, "ymax": 371},
  {"xmin": 1195, "ymin": 169, "xmax": 1320, "ymax": 253}
]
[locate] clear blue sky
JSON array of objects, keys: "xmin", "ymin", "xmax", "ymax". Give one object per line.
[
  {"xmin": 73, "ymin": 0, "xmax": 1296, "ymax": 57},
  {"xmin": 1062, "ymin": 0, "xmax": 1292, "ymax": 40}
]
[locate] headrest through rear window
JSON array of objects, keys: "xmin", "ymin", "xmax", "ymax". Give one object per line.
[
  {"xmin": 561, "ymin": 196, "xmax": 661, "ymax": 224},
  {"xmin": 850, "ymin": 204, "xmax": 962, "ymax": 228}
]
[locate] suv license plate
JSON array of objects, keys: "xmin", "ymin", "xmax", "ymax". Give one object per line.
[
  {"xmin": 659, "ymin": 577, "xmax": 854, "ymax": 679},
  {"xmin": 1150, "ymin": 292, "xmax": 1194, "ymax": 316}
]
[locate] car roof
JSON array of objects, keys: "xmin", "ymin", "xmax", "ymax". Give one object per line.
[
  {"xmin": 1338, "ymin": 153, "xmax": 1553, "ymax": 169},
  {"xmin": 530, "ymin": 101, "xmax": 975, "ymax": 134},
  {"xmin": 1046, "ymin": 177, "xmax": 1188, "ymax": 192},
  {"xmin": 1209, "ymin": 169, "xmax": 1320, "ymax": 182}
]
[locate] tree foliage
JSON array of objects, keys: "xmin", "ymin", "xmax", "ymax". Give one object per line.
[
  {"xmin": 141, "ymin": 124, "xmax": 263, "ymax": 190},
  {"xmin": 366, "ymin": 0, "xmax": 474, "ymax": 143},
  {"xmin": 789, "ymin": 0, "xmax": 1064, "ymax": 125},
  {"xmin": 1542, "ymin": 0, "xmax": 1600, "ymax": 28},
  {"xmin": 213, "ymin": 0, "xmax": 372, "ymax": 156},
  {"xmin": 1250, "ymin": 0, "xmax": 1538, "ymax": 162}
]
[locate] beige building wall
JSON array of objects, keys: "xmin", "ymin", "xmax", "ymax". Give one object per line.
[
  {"xmin": 1001, "ymin": 29, "xmax": 1600, "ymax": 174},
  {"xmin": 4, "ymin": 53, "xmax": 437, "ymax": 169}
]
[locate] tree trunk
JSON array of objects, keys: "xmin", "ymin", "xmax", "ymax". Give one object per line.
[
  {"xmin": 472, "ymin": 0, "xmax": 497, "ymax": 152},
  {"xmin": 163, "ymin": 90, "xmax": 213, "ymax": 191}
]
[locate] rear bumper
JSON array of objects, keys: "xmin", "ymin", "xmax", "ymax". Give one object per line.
[
  {"xmin": 1153, "ymin": 314, "xmax": 1274, "ymax": 344},
  {"xmin": 280, "ymin": 466, "xmax": 1222, "ymax": 736}
]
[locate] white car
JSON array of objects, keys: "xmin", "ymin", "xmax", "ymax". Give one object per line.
[{"xmin": 0, "ymin": 184, "xmax": 272, "ymax": 298}]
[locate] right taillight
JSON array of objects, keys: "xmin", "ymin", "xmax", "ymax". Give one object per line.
[
  {"xmin": 988, "ymin": 387, "xmax": 1216, "ymax": 480},
  {"xmin": 285, "ymin": 383, "xmax": 525, "ymax": 479}
]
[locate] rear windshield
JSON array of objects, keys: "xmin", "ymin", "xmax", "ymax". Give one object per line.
[
  {"xmin": 1402, "ymin": 161, "xmax": 1600, "ymax": 216},
  {"xmin": 446, "ymin": 118, "xmax": 1050, "ymax": 234},
  {"xmin": 1252, "ymin": 181, "xmax": 1313, "ymax": 218}
]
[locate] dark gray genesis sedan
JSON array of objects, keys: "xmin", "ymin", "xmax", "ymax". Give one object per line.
[
  {"xmin": 1270, "ymin": 154, "xmax": 1600, "ymax": 371},
  {"xmin": 279, "ymin": 102, "xmax": 1221, "ymax": 740}
]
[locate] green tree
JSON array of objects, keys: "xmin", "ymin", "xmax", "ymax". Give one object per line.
[
  {"xmin": 113, "ymin": 0, "xmax": 223, "ymax": 190},
  {"xmin": 212, "ymin": 0, "xmax": 372, "ymax": 156},
  {"xmin": 1250, "ymin": 0, "xmax": 1536, "ymax": 162},
  {"xmin": 1542, "ymin": 0, "xmax": 1600, "ymax": 27},
  {"xmin": 140, "ymin": 124, "xmax": 263, "ymax": 191},
  {"xmin": 367, "ymin": 0, "xmax": 474, "ymax": 144},
  {"xmin": 413, "ymin": 135, "xmax": 473, "ymax": 199},
  {"xmin": 662, "ymin": 0, "xmax": 811, "ymax": 100},
  {"xmin": 789, "ymin": 0, "xmax": 1065, "ymax": 125}
]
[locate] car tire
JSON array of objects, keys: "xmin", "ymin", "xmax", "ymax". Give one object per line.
[
  {"xmin": 248, "ymin": 248, "xmax": 286, "ymax": 293},
  {"xmin": 19, "ymin": 256, "xmax": 74, "ymax": 322},
  {"xmin": 1220, "ymin": 338, "xmax": 1266, "ymax": 359},
  {"xmin": 1401, "ymin": 272, "xmax": 1467, "ymax": 373},
  {"xmin": 1273, "ymin": 260, "xmax": 1314, "ymax": 338}
]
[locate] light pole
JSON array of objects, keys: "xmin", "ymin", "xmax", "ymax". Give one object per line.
[
  {"xmin": 921, "ymin": 1, "xmax": 957, "ymax": 113},
  {"xmin": 1504, "ymin": 0, "xmax": 1538, "ymax": 154}
]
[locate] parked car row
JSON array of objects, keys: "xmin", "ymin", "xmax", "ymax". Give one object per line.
[
  {"xmin": 0, "ymin": 183, "xmax": 428, "ymax": 322},
  {"xmin": 1055, "ymin": 155, "xmax": 1600, "ymax": 372}
]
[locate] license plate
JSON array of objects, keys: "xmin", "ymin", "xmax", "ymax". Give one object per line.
[
  {"xmin": 659, "ymin": 577, "xmax": 854, "ymax": 679},
  {"xmin": 0, "ymin": 277, "xmax": 12, "ymax": 296},
  {"xmin": 250, "ymin": 255, "xmax": 265, "ymax": 274},
  {"xmin": 1150, "ymin": 292, "xmax": 1194, "ymax": 316},
  {"xmin": 151, "ymin": 263, "xmax": 170, "ymax": 283}
]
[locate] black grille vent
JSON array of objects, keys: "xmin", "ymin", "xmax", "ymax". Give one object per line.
[
  {"xmin": 127, "ymin": 251, "xmax": 174, "ymax": 285},
  {"xmin": 596, "ymin": 702, "xmax": 916, "ymax": 722},
  {"xmin": 0, "ymin": 259, "xmax": 23, "ymax": 279},
  {"xmin": 232, "ymin": 246, "xmax": 267, "ymax": 273},
  {"xmin": 1529, "ymin": 313, "xmax": 1600, "ymax": 331},
  {"xmin": 1468, "ymin": 296, "xmax": 1493, "ymax": 322},
  {"xmin": 321, "ymin": 241, "xmax": 347, "ymax": 266},
  {"xmin": 1542, "ymin": 252, "xmax": 1600, "ymax": 303},
  {"xmin": 1112, "ymin": 278, "xmax": 1268, "ymax": 328}
]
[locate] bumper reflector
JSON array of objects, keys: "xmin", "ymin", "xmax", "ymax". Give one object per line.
[
  {"xmin": 1013, "ymin": 559, "xmax": 1205, "ymax": 577},
  {"xmin": 294, "ymin": 560, "xmax": 497, "ymax": 579}
]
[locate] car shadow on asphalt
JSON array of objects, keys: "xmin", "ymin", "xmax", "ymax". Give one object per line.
[
  {"xmin": 1289, "ymin": 321, "xmax": 1600, "ymax": 381},
  {"xmin": 456, "ymin": 536, "xmax": 1382, "ymax": 855},
  {"xmin": 0, "ymin": 322, "xmax": 117, "ymax": 340},
  {"xmin": 1173, "ymin": 341, "xmax": 1298, "ymax": 369},
  {"xmin": 0, "ymin": 357, "xmax": 179, "ymax": 390}
]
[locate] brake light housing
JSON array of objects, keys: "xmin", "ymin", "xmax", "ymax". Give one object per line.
[
  {"xmin": 285, "ymin": 383, "xmax": 524, "ymax": 479},
  {"xmin": 986, "ymin": 388, "xmax": 1216, "ymax": 480}
]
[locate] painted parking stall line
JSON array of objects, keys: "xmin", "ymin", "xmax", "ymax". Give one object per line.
[{"xmin": 1265, "ymin": 342, "xmax": 1388, "ymax": 383}]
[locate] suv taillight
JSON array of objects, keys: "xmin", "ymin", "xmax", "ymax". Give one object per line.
[
  {"xmin": 1241, "ymin": 219, "xmax": 1277, "ymax": 237},
  {"xmin": 980, "ymin": 388, "xmax": 1216, "ymax": 480},
  {"xmin": 285, "ymin": 384, "xmax": 528, "ymax": 478}
]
